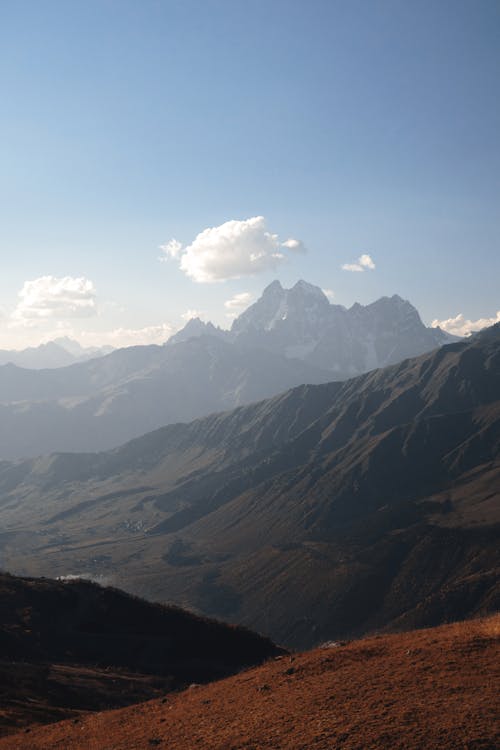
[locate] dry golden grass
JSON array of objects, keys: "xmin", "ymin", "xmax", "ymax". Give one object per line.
[{"xmin": 1, "ymin": 614, "xmax": 498, "ymax": 750}]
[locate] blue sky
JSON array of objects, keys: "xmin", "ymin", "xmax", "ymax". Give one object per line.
[{"xmin": 1, "ymin": 0, "xmax": 499, "ymax": 347}]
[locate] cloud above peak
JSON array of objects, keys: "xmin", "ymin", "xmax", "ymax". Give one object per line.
[
  {"xmin": 341, "ymin": 253, "xmax": 375, "ymax": 273},
  {"xmin": 159, "ymin": 216, "xmax": 306, "ymax": 283}
]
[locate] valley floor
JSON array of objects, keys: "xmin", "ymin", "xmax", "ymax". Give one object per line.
[{"xmin": 1, "ymin": 615, "xmax": 498, "ymax": 750}]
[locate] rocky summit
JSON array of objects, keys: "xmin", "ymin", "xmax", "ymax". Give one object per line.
[{"xmin": 228, "ymin": 280, "xmax": 456, "ymax": 374}]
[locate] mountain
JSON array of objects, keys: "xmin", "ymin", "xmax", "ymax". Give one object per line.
[
  {"xmin": 0, "ymin": 336, "xmax": 332, "ymax": 459},
  {"xmin": 1, "ymin": 615, "xmax": 498, "ymax": 749},
  {"xmin": 51, "ymin": 336, "xmax": 114, "ymax": 361},
  {"xmin": 0, "ymin": 338, "xmax": 113, "ymax": 370},
  {"xmin": 1, "ymin": 325, "xmax": 498, "ymax": 648},
  {"xmin": 166, "ymin": 317, "xmax": 227, "ymax": 346},
  {"xmin": 229, "ymin": 280, "xmax": 456, "ymax": 374},
  {"xmin": 0, "ymin": 282, "xmax": 458, "ymax": 460},
  {"xmin": 0, "ymin": 572, "xmax": 282, "ymax": 737}
]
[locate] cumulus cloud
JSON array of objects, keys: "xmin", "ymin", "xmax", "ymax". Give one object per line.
[
  {"xmin": 341, "ymin": 253, "xmax": 376, "ymax": 272},
  {"xmin": 159, "ymin": 239, "xmax": 183, "ymax": 260},
  {"xmin": 160, "ymin": 216, "xmax": 306, "ymax": 283},
  {"xmin": 11, "ymin": 275, "xmax": 97, "ymax": 325},
  {"xmin": 322, "ymin": 288, "xmax": 335, "ymax": 302},
  {"xmin": 280, "ymin": 238, "xmax": 306, "ymax": 253},
  {"xmin": 431, "ymin": 311, "xmax": 500, "ymax": 337}
]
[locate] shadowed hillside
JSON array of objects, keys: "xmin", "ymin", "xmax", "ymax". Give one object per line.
[{"xmin": 0, "ymin": 573, "xmax": 283, "ymax": 736}]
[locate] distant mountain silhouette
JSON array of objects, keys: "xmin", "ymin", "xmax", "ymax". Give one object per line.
[
  {"xmin": 0, "ymin": 338, "xmax": 112, "ymax": 369},
  {"xmin": 0, "ymin": 282, "xmax": 458, "ymax": 459},
  {"xmin": 1, "ymin": 325, "xmax": 498, "ymax": 648}
]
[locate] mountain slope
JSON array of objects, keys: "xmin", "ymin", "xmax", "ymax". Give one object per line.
[
  {"xmin": 0, "ymin": 337, "xmax": 331, "ymax": 459},
  {"xmin": 0, "ymin": 326, "xmax": 498, "ymax": 648},
  {"xmin": 1, "ymin": 616, "xmax": 498, "ymax": 750},
  {"xmin": 0, "ymin": 572, "xmax": 282, "ymax": 736}
]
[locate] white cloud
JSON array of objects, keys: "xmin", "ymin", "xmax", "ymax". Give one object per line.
[
  {"xmin": 159, "ymin": 239, "xmax": 183, "ymax": 260},
  {"xmin": 224, "ymin": 292, "xmax": 253, "ymax": 310},
  {"xmin": 431, "ymin": 311, "xmax": 500, "ymax": 337},
  {"xmin": 77, "ymin": 323, "xmax": 175, "ymax": 348},
  {"xmin": 11, "ymin": 275, "xmax": 97, "ymax": 325},
  {"xmin": 0, "ymin": 321, "xmax": 176, "ymax": 351},
  {"xmin": 281, "ymin": 238, "xmax": 306, "ymax": 253},
  {"xmin": 224, "ymin": 291, "xmax": 253, "ymax": 319},
  {"xmin": 160, "ymin": 216, "xmax": 306, "ymax": 283},
  {"xmin": 341, "ymin": 253, "xmax": 376, "ymax": 272},
  {"xmin": 181, "ymin": 309, "xmax": 204, "ymax": 321},
  {"xmin": 322, "ymin": 288, "xmax": 335, "ymax": 302}
]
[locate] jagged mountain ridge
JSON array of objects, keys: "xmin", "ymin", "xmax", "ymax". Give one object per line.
[
  {"xmin": 234, "ymin": 280, "xmax": 457, "ymax": 373},
  {"xmin": 0, "ymin": 325, "xmax": 498, "ymax": 648},
  {"xmin": 171, "ymin": 280, "xmax": 456, "ymax": 375},
  {"xmin": 0, "ymin": 281, "xmax": 456, "ymax": 459}
]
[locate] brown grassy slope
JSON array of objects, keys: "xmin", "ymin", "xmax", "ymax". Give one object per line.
[
  {"xmin": 0, "ymin": 662, "xmax": 170, "ymax": 738},
  {"xmin": 1, "ymin": 615, "xmax": 498, "ymax": 750}
]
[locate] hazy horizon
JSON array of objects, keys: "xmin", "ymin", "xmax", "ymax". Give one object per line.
[{"xmin": 0, "ymin": 277, "xmax": 491, "ymax": 352}]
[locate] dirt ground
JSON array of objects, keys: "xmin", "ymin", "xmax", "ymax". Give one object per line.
[{"xmin": 1, "ymin": 615, "xmax": 499, "ymax": 750}]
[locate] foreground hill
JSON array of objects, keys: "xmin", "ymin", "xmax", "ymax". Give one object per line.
[
  {"xmin": 1, "ymin": 615, "xmax": 498, "ymax": 750},
  {"xmin": 0, "ymin": 326, "xmax": 498, "ymax": 648},
  {"xmin": 0, "ymin": 573, "xmax": 282, "ymax": 736}
]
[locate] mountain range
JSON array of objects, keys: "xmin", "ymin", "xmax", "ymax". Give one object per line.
[
  {"xmin": 0, "ymin": 338, "xmax": 113, "ymax": 370},
  {"xmin": 0, "ymin": 281, "xmax": 457, "ymax": 459},
  {"xmin": 169, "ymin": 280, "xmax": 456, "ymax": 375},
  {"xmin": 1, "ymin": 324, "xmax": 498, "ymax": 648},
  {"xmin": 227, "ymin": 280, "xmax": 456, "ymax": 373}
]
